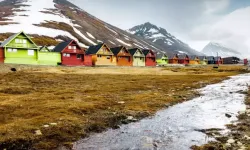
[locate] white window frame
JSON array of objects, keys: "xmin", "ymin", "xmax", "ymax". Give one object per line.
[
  {"xmin": 66, "ymin": 54, "xmax": 70, "ymax": 57},
  {"xmin": 68, "ymin": 46, "xmax": 72, "ymax": 49},
  {"xmin": 23, "ymin": 40, "xmax": 27, "ymax": 44},
  {"xmin": 7, "ymin": 48, "xmax": 12, "ymax": 52},
  {"xmin": 13, "ymin": 49, "xmax": 17, "ymax": 52}
]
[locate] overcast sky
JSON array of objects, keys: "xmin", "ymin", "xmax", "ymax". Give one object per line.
[{"xmin": 69, "ymin": 0, "xmax": 250, "ymax": 55}]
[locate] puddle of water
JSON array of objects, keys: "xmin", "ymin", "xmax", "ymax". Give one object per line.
[{"xmin": 73, "ymin": 74, "xmax": 250, "ymax": 150}]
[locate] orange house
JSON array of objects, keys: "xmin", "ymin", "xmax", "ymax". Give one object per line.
[
  {"xmin": 110, "ymin": 46, "xmax": 132, "ymax": 66},
  {"xmin": 86, "ymin": 43, "xmax": 116, "ymax": 66},
  {"xmin": 168, "ymin": 54, "xmax": 179, "ymax": 64},
  {"xmin": 189, "ymin": 56, "xmax": 200, "ymax": 65}
]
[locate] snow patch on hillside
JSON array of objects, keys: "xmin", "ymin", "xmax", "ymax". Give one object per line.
[
  {"xmin": 86, "ymin": 32, "xmax": 95, "ymax": 39},
  {"xmin": 116, "ymin": 38, "xmax": 131, "ymax": 47}
]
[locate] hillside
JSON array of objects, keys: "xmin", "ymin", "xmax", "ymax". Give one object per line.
[
  {"xmin": 128, "ymin": 22, "xmax": 204, "ymax": 55},
  {"xmin": 0, "ymin": 0, "xmax": 167, "ymax": 54},
  {"xmin": 202, "ymin": 42, "xmax": 242, "ymax": 58}
]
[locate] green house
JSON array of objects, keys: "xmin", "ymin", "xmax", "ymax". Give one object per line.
[
  {"xmin": 0, "ymin": 31, "xmax": 39, "ymax": 65},
  {"xmin": 156, "ymin": 52, "xmax": 168, "ymax": 66},
  {"xmin": 128, "ymin": 48, "xmax": 145, "ymax": 67},
  {"xmin": 198, "ymin": 56, "xmax": 208, "ymax": 65},
  {"xmin": 38, "ymin": 46, "xmax": 61, "ymax": 66}
]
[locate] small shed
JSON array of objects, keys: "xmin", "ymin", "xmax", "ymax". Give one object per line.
[
  {"xmin": 189, "ymin": 56, "xmax": 200, "ymax": 65},
  {"xmin": 86, "ymin": 43, "xmax": 115, "ymax": 66},
  {"xmin": 156, "ymin": 52, "xmax": 168, "ymax": 66},
  {"xmin": 178, "ymin": 54, "xmax": 189, "ymax": 65},
  {"xmin": 0, "ymin": 31, "xmax": 39, "ymax": 65},
  {"xmin": 128, "ymin": 48, "xmax": 145, "ymax": 67},
  {"xmin": 215, "ymin": 56, "xmax": 223, "ymax": 64},
  {"xmin": 37, "ymin": 46, "xmax": 61, "ymax": 66},
  {"xmin": 110, "ymin": 46, "xmax": 132, "ymax": 66},
  {"xmin": 0, "ymin": 46, "xmax": 3, "ymax": 63},
  {"xmin": 142, "ymin": 49, "xmax": 156, "ymax": 67},
  {"xmin": 168, "ymin": 54, "xmax": 179, "ymax": 64},
  {"xmin": 198, "ymin": 56, "xmax": 208, "ymax": 65},
  {"xmin": 207, "ymin": 56, "xmax": 215, "ymax": 64},
  {"xmin": 53, "ymin": 40, "xmax": 91, "ymax": 66}
]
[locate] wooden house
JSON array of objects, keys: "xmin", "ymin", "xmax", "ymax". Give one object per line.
[
  {"xmin": 207, "ymin": 56, "xmax": 215, "ymax": 64},
  {"xmin": 86, "ymin": 43, "xmax": 115, "ymax": 66},
  {"xmin": 53, "ymin": 40, "xmax": 92, "ymax": 66},
  {"xmin": 198, "ymin": 56, "xmax": 208, "ymax": 65},
  {"xmin": 142, "ymin": 49, "xmax": 156, "ymax": 66},
  {"xmin": 128, "ymin": 48, "xmax": 145, "ymax": 67},
  {"xmin": 0, "ymin": 46, "xmax": 3, "ymax": 63},
  {"xmin": 0, "ymin": 31, "xmax": 39, "ymax": 65},
  {"xmin": 37, "ymin": 46, "xmax": 61, "ymax": 66},
  {"xmin": 222, "ymin": 57, "xmax": 240, "ymax": 64},
  {"xmin": 156, "ymin": 52, "xmax": 168, "ymax": 66},
  {"xmin": 189, "ymin": 56, "xmax": 200, "ymax": 65},
  {"xmin": 215, "ymin": 56, "xmax": 223, "ymax": 64},
  {"xmin": 178, "ymin": 54, "xmax": 189, "ymax": 65},
  {"xmin": 168, "ymin": 54, "xmax": 179, "ymax": 64},
  {"xmin": 110, "ymin": 46, "xmax": 132, "ymax": 66}
]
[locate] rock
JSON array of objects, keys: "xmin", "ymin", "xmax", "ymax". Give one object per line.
[
  {"xmin": 225, "ymin": 143, "xmax": 231, "ymax": 147},
  {"xmin": 239, "ymin": 111, "xmax": 246, "ymax": 115},
  {"xmin": 43, "ymin": 125, "xmax": 49, "ymax": 128},
  {"xmin": 225, "ymin": 113, "xmax": 232, "ymax": 118},
  {"xmin": 117, "ymin": 101, "xmax": 125, "ymax": 104},
  {"xmin": 227, "ymin": 139, "xmax": 235, "ymax": 144},
  {"xmin": 237, "ymin": 141, "xmax": 243, "ymax": 146},
  {"xmin": 165, "ymin": 103, "xmax": 171, "ymax": 107},
  {"xmin": 127, "ymin": 116, "xmax": 134, "ymax": 120},
  {"xmin": 50, "ymin": 123, "xmax": 57, "ymax": 126},
  {"xmin": 243, "ymin": 135, "xmax": 250, "ymax": 140},
  {"xmin": 35, "ymin": 130, "xmax": 42, "ymax": 136}
]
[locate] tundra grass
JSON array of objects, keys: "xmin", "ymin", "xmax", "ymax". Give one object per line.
[{"xmin": 0, "ymin": 66, "xmax": 247, "ymax": 149}]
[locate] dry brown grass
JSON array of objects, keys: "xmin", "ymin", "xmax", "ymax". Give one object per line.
[{"xmin": 0, "ymin": 65, "xmax": 247, "ymax": 149}]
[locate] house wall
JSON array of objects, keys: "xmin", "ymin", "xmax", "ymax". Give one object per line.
[
  {"xmin": 189, "ymin": 60, "xmax": 200, "ymax": 65},
  {"xmin": 178, "ymin": 59, "xmax": 189, "ymax": 64},
  {"xmin": 95, "ymin": 55, "xmax": 116, "ymax": 66},
  {"xmin": 133, "ymin": 56, "xmax": 145, "ymax": 66},
  {"xmin": 4, "ymin": 48, "xmax": 38, "ymax": 65},
  {"xmin": 116, "ymin": 56, "xmax": 132, "ymax": 66},
  {"xmin": 145, "ymin": 56, "xmax": 156, "ymax": 66},
  {"xmin": 61, "ymin": 53, "xmax": 85, "ymax": 66},
  {"xmin": 169, "ymin": 59, "xmax": 178, "ymax": 64},
  {"xmin": 156, "ymin": 58, "xmax": 168, "ymax": 66},
  {"xmin": 0, "ymin": 48, "xmax": 4, "ymax": 63},
  {"xmin": 38, "ymin": 52, "xmax": 61, "ymax": 66},
  {"xmin": 199, "ymin": 60, "xmax": 208, "ymax": 65},
  {"xmin": 215, "ymin": 60, "xmax": 223, "ymax": 64},
  {"xmin": 84, "ymin": 55, "xmax": 93, "ymax": 66},
  {"xmin": 208, "ymin": 61, "xmax": 215, "ymax": 64}
]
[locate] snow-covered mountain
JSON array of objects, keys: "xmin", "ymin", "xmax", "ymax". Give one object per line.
[
  {"xmin": 128, "ymin": 22, "xmax": 204, "ymax": 55},
  {"xmin": 0, "ymin": 0, "xmax": 168, "ymax": 53},
  {"xmin": 202, "ymin": 42, "xmax": 242, "ymax": 58}
]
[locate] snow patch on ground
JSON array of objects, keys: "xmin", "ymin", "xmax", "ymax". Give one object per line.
[
  {"xmin": 116, "ymin": 38, "xmax": 131, "ymax": 47},
  {"xmin": 86, "ymin": 32, "xmax": 95, "ymax": 39}
]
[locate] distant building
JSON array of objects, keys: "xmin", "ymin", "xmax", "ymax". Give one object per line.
[{"xmin": 222, "ymin": 57, "xmax": 240, "ymax": 64}]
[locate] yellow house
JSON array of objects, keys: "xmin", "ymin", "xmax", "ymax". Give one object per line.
[
  {"xmin": 86, "ymin": 43, "xmax": 116, "ymax": 66},
  {"xmin": 189, "ymin": 56, "xmax": 200, "ymax": 65}
]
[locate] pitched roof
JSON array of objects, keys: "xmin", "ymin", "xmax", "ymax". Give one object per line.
[
  {"xmin": 0, "ymin": 31, "xmax": 38, "ymax": 48},
  {"xmin": 85, "ymin": 43, "xmax": 104, "ymax": 55},
  {"xmin": 142, "ymin": 49, "xmax": 150, "ymax": 56},
  {"xmin": 207, "ymin": 56, "xmax": 215, "ymax": 61},
  {"xmin": 198, "ymin": 56, "xmax": 207, "ymax": 60},
  {"xmin": 53, "ymin": 40, "xmax": 72, "ymax": 52},
  {"xmin": 189, "ymin": 55, "xmax": 198, "ymax": 60},
  {"xmin": 39, "ymin": 46, "xmax": 50, "ymax": 51},
  {"xmin": 156, "ymin": 52, "xmax": 167, "ymax": 59},
  {"xmin": 178, "ymin": 54, "xmax": 189, "ymax": 59},
  {"xmin": 110, "ymin": 46, "xmax": 123, "ymax": 56},
  {"xmin": 128, "ymin": 48, "xmax": 140, "ymax": 55},
  {"xmin": 168, "ymin": 54, "xmax": 178, "ymax": 59}
]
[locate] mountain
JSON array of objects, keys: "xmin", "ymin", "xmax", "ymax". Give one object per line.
[
  {"xmin": 0, "ymin": 0, "xmax": 167, "ymax": 54},
  {"xmin": 128, "ymin": 22, "xmax": 204, "ymax": 55},
  {"xmin": 202, "ymin": 42, "xmax": 242, "ymax": 58}
]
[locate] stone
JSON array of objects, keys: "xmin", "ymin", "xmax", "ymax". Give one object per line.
[
  {"xmin": 35, "ymin": 130, "xmax": 42, "ymax": 136},
  {"xmin": 227, "ymin": 139, "xmax": 235, "ymax": 144},
  {"xmin": 225, "ymin": 113, "xmax": 232, "ymax": 118},
  {"xmin": 50, "ymin": 123, "xmax": 57, "ymax": 126},
  {"xmin": 117, "ymin": 101, "xmax": 125, "ymax": 104},
  {"xmin": 127, "ymin": 116, "xmax": 134, "ymax": 120},
  {"xmin": 43, "ymin": 125, "xmax": 49, "ymax": 128},
  {"xmin": 243, "ymin": 135, "xmax": 250, "ymax": 140},
  {"xmin": 225, "ymin": 143, "xmax": 231, "ymax": 147},
  {"xmin": 237, "ymin": 141, "xmax": 243, "ymax": 146},
  {"xmin": 165, "ymin": 103, "xmax": 171, "ymax": 107}
]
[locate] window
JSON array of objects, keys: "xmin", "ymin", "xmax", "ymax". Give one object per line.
[
  {"xmin": 13, "ymin": 49, "xmax": 17, "ymax": 52},
  {"xmin": 28, "ymin": 50, "xmax": 34, "ymax": 56},
  {"xmin": 15, "ymin": 39, "xmax": 21, "ymax": 43},
  {"xmin": 63, "ymin": 53, "xmax": 67, "ymax": 57},
  {"xmin": 77, "ymin": 54, "xmax": 82, "ymax": 59},
  {"xmin": 97, "ymin": 55, "xmax": 102, "ymax": 58},
  {"xmin": 23, "ymin": 40, "xmax": 27, "ymax": 44},
  {"xmin": 7, "ymin": 48, "xmax": 12, "ymax": 52},
  {"xmin": 106, "ymin": 56, "xmax": 110, "ymax": 59},
  {"xmin": 73, "ymin": 46, "xmax": 76, "ymax": 50},
  {"xmin": 66, "ymin": 54, "xmax": 70, "ymax": 57},
  {"xmin": 68, "ymin": 46, "xmax": 72, "ymax": 49}
]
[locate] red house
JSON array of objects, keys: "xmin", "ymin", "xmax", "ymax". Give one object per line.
[
  {"xmin": 142, "ymin": 49, "xmax": 156, "ymax": 66},
  {"xmin": 178, "ymin": 54, "xmax": 189, "ymax": 65},
  {"xmin": 215, "ymin": 56, "xmax": 223, "ymax": 65},
  {"xmin": 0, "ymin": 47, "xmax": 4, "ymax": 63},
  {"xmin": 53, "ymin": 40, "xmax": 92, "ymax": 66}
]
